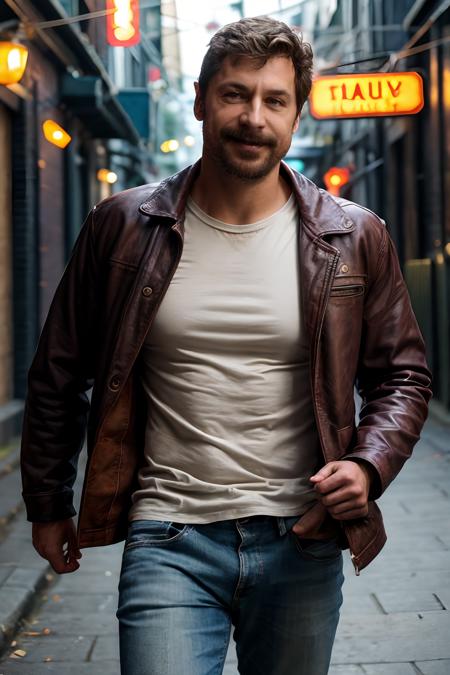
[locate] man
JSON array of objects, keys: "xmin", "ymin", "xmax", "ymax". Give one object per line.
[{"xmin": 22, "ymin": 16, "xmax": 431, "ymax": 675}]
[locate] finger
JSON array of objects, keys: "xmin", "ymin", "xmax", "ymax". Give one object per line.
[
  {"xmin": 328, "ymin": 503, "xmax": 369, "ymax": 520},
  {"xmin": 313, "ymin": 466, "xmax": 359, "ymax": 495},
  {"xmin": 319, "ymin": 480, "xmax": 366, "ymax": 505},
  {"xmin": 44, "ymin": 546, "xmax": 76, "ymax": 574},
  {"xmin": 59, "ymin": 560, "xmax": 80, "ymax": 574},
  {"xmin": 68, "ymin": 527, "xmax": 82, "ymax": 560},
  {"xmin": 292, "ymin": 503, "xmax": 327, "ymax": 536},
  {"xmin": 309, "ymin": 462, "xmax": 339, "ymax": 483}
]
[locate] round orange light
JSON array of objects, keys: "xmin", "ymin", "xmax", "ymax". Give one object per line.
[
  {"xmin": 329, "ymin": 174, "xmax": 343, "ymax": 187},
  {"xmin": 323, "ymin": 167, "xmax": 350, "ymax": 195}
]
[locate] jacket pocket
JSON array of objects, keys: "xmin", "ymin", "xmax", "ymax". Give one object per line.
[
  {"xmin": 330, "ymin": 284, "xmax": 365, "ymax": 298},
  {"xmin": 330, "ymin": 273, "xmax": 367, "ymax": 299},
  {"xmin": 289, "ymin": 533, "xmax": 342, "ymax": 563}
]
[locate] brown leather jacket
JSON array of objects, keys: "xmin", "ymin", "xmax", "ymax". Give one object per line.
[{"xmin": 21, "ymin": 161, "xmax": 431, "ymax": 573}]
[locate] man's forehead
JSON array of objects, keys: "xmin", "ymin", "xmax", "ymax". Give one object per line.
[{"xmin": 215, "ymin": 54, "xmax": 295, "ymax": 79}]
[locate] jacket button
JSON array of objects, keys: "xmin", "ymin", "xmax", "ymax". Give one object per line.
[
  {"xmin": 344, "ymin": 221, "xmax": 352, "ymax": 229},
  {"xmin": 142, "ymin": 286, "xmax": 153, "ymax": 297},
  {"xmin": 341, "ymin": 264, "xmax": 349, "ymax": 273},
  {"xmin": 109, "ymin": 376, "xmax": 121, "ymax": 391}
]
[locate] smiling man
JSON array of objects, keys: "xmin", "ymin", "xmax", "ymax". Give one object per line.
[{"xmin": 22, "ymin": 16, "xmax": 431, "ymax": 675}]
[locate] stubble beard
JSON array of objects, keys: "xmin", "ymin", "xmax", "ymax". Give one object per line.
[{"xmin": 203, "ymin": 123, "xmax": 292, "ymax": 181}]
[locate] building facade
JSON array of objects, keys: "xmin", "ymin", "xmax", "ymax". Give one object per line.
[
  {"xmin": 304, "ymin": 0, "xmax": 450, "ymax": 412},
  {"xmin": 0, "ymin": 0, "xmax": 163, "ymax": 442}
]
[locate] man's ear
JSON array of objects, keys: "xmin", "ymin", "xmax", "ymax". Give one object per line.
[
  {"xmin": 293, "ymin": 113, "xmax": 300, "ymax": 134},
  {"xmin": 194, "ymin": 81, "xmax": 204, "ymax": 121}
]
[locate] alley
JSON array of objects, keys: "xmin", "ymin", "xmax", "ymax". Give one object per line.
[{"xmin": 0, "ymin": 413, "xmax": 449, "ymax": 675}]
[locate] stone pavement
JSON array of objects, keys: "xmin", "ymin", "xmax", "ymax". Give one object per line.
[{"xmin": 0, "ymin": 411, "xmax": 449, "ymax": 674}]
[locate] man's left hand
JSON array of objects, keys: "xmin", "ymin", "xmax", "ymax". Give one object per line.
[{"xmin": 308, "ymin": 460, "xmax": 373, "ymax": 521}]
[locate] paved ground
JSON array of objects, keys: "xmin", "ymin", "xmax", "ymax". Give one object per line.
[{"xmin": 0, "ymin": 412, "xmax": 449, "ymax": 674}]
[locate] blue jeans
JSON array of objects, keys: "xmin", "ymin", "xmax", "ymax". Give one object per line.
[{"xmin": 117, "ymin": 515, "xmax": 344, "ymax": 675}]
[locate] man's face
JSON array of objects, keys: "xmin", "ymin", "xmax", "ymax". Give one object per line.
[{"xmin": 194, "ymin": 55, "xmax": 299, "ymax": 181}]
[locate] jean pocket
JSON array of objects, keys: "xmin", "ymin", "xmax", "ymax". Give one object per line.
[
  {"xmin": 124, "ymin": 520, "xmax": 192, "ymax": 550},
  {"xmin": 290, "ymin": 533, "xmax": 342, "ymax": 563}
]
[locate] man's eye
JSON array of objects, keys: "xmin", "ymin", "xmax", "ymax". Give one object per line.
[
  {"xmin": 224, "ymin": 91, "xmax": 242, "ymax": 100},
  {"xmin": 267, "ymin": 98, "xmax": 284, "ymax": 106}
]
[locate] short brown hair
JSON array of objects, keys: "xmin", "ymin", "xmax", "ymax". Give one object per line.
[{"xmin": 198, "ymin": 16, "xmax": 313, "ymax": 113}]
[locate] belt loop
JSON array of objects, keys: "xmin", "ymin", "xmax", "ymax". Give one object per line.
[{"xmin": 277, "ymin": 517, "xmax": 287, "ymax": 536}]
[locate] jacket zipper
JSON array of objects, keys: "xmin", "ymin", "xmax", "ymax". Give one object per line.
[
  {"xmin": 311, "ymin": 248, "xmax": 340, "ymax": 391},
  {"xmin": 351, "ymin": 552, "xmax": 360, "ymax": 576},
  {"xmin": 309, "ymin": 247, "xmax": 361, "ymax": 576}
]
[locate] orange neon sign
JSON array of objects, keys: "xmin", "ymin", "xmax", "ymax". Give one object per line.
[
  {"xmin": 106, "ymin": 0, "xmax": 140, "ymax": 47},
  {"xmin": 310, "ymin": 72, "xmax": 424, "ymax": 119}
]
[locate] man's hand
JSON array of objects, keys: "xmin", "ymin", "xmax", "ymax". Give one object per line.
[
  {"xmin": 32, "ymin": 518, "xmax": 82, "ymax": 574},
  {"xmin": 310, "ymin": 460, "xmax": 373, "ymax": 520}
]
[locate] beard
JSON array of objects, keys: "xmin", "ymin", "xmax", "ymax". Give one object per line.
[{"xmin": 203, "ymin": 122, "xmax": 292, "ymax": 181}]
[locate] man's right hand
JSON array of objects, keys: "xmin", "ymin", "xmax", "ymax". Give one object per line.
[{"xmin": 32, "ymin": 518, "xmax": 82, "ymax": 574}]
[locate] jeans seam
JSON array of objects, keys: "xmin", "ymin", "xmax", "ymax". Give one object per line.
[
  {"xmin": 231, "ymin": 521, "xmax": 246, "ymax": 610},
  {"xmin": 215, "ymin": 620, "xmax": 232, "ymax": 675}
]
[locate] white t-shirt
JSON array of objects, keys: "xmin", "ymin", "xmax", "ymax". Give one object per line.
[{"xmin": 129, "ymin": 193, "xmax": 321, "ymax": 523}]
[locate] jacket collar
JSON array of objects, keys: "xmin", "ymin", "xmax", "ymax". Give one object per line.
[{"xmin": 139, "ymin": 159, "xmax": 355, "ymax": 236}]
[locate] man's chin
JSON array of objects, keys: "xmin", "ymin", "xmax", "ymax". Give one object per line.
[{"xmin": 220, "ymin": 157, "xmax": 276, "ymax": 181}]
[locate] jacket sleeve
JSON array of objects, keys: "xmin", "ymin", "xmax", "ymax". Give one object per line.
[
  {"xmin": 21, "ymin": 207, "xmax": 100, "ymax": 522},
  {"xmin": 343, "ymin": 224, "xmax": 432, "ymax": 499}
]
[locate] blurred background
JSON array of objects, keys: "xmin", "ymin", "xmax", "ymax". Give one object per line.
[{"xmin": 0, "ymin": 0, "xmax": 449, "ymax": 450}]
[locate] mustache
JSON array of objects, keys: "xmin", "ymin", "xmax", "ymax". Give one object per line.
[{"xmin": 220, "ymin": 128, "xmax": 277, "ymax": 147}]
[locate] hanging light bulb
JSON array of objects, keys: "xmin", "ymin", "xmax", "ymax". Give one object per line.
[
  {"xmin": 0, "ymin": 41, "xmax": 28, "ymax": 85},
  {"xmin": 42, "ymin": 120, "xmax": 72, "ymax": 148}
]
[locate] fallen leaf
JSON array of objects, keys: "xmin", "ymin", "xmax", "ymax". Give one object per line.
[
  {"xmin": 44, "ymin": 657, "xmax": 53, "ymax": 662},
  {"xmin": 12, "ymin": 649, "xmax": 26, "ymax": 657},
  {"xmin": 51, "ymin": 594, "xmax": 61, "ymax": 602},
  {"xmin": 22, "ymin": 631, "xmax": 41, "ymax": 637},
  {"xmin": 43, "ymin": 628, "xmax": 51, "ymax": 635},
  {"xmin": 10, "ymin": 641, "xmax": 17, "ymax": 647}
]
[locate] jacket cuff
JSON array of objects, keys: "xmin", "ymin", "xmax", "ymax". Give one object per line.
[{"xmin": 22, "ymin": 489, "xmax": 76, "ymax": 522}]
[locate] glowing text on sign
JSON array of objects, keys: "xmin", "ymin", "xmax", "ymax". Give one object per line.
[{"xmin": 310, "ymin": 72, "xmax": 424, "ymax": 119}]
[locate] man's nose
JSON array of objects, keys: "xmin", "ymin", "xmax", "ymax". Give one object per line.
[{"xmin": 239, "ymin": 99, "xmax": 265, "ymax": 127}]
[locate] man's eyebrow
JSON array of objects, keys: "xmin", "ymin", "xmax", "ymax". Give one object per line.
[
  {"xmin": 218, "ymin": 82, "xmax": 291, "ymax": 98},
  {"xmin": 266, "ymin": 89, "xmax": 291, "ymax": 98}
]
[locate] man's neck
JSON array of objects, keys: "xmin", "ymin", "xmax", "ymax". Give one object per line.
[{"xmin": 190, "ymin": 157, "xmax": 291, "ymax": 225}]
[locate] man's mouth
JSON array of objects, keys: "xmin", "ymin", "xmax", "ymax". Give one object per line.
[
  {"xmin": 231, "ymin": 137, "xmax": 266, "ymax": 147},
  {"xmin": 222, "ymin": 131, "xmax": 276, "ymax": 148}
]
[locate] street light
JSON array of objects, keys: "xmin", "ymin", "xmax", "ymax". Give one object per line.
[
  {"xmin": 97, "ymin": 169, "xmax": 118, "ymax": 184},
  {"xmin": 323, "ymin": 167, "xmax": 350, "ymax": 196},
  {"xmin": 106, "ymin": 0, "xmax": 140, "ymax": 47},
  {"xmin": 0, "ymin": 41, "xmax": 28, "ymax": 85},
  {"xmin": 160, "ymin": 139, "xmax": 180, "ymax": 153},
  {"xmin": 42, "ymin": 120, "xmax": 72, "ymax": 148}
]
